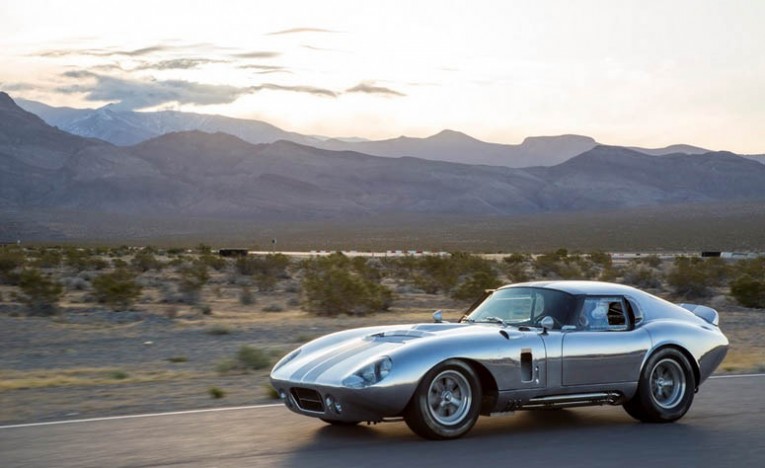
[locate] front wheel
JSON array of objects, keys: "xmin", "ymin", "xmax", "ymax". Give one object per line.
[
  {"xmin": 404, "ymin": 360, "xmax": 482, "ymax": 440},
  {"xmin": 624, "ymin": 348, "xmax": 695, "ymax": 423}
]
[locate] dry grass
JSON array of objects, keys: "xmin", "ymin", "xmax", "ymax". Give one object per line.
[{"xmin": 0, "ymin": 368, "xmax": 206, "ymax": 391}]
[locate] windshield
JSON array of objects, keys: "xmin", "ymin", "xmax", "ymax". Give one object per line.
[{"xmin": 464, "ymin": 287, "xmax": 576, "ymax": 329}]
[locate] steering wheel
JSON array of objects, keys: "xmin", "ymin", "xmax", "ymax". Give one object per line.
[{"xmin": 533, "ymin": 315, "xmax": 561, "ymax": 329}]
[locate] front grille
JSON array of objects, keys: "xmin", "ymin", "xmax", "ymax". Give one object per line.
[{"xmin": 290, "ymin": 387, "xmax": 324, "ymax": 412}]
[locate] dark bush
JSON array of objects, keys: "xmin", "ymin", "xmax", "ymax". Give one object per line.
[
  {"xmin": 237, "ymin": 345, "xmax": 272, "ymax": 370},
  {"xmin": 92, "ymin": 269, "xmax": 142, "ymax": 310},
  {"xmin": 131, "ymin": 250, "xmax": 163, "ymax": 272},
  {"xmin": 178, "ymin": 260, "xmax": 209, "ymax": 303},
  {"xmin": 452, "ymin": 270, "xmax": 501, "ymax": 301},
  {"xmin": 622, "ymin": 266, "xmax": 662, "ymax": 289},
  {"xmin": 666, "ymin": 257, "xmax": 717, "ymax": 298},
  {"xmin": 0, "ymin": 248, "xmax": 25, "ymax": 284},
  {"xmin": 301, "ymin": 253, "xmax": 393, "ymax": 316},
  {"xmin": 17, "ymin": 268, "xmax": 63, "ymax": 315},
  {"xmin": 30, "ymin": 249, "xmax": 62, "ymax": 268},
  {"xmin": 730, "ymin": 275, "xmax": 765, "ymax": 308},
  {"xmin": 235, "ymin": 254, "xmax": 290, "ymax": 291}
]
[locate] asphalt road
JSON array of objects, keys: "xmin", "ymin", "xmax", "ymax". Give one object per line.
[{"xmin": 1, "ymin": 375, "xmax": 763, "ymax": 468}]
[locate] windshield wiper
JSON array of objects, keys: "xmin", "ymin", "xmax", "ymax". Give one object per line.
[{"xmin": 475, "ymin": 316, "xmax": 508, "ymax": 327}]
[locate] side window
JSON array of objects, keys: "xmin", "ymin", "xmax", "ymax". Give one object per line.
[{"xmin": 578, "ymin": 297, "xmax": 629, "ymax": 331}]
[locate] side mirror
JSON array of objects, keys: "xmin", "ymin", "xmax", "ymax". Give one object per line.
[
  {"xmin": 432, "ymin": 310, "xmax": 444, "ymax": 323},
  {"xmin": 540, "ymin": 316, "xmax": 554, "ymax": 334}
]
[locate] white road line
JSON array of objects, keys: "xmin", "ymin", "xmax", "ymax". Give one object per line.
[
  {"xmin": 0, "ymin": 403, "xmax": 284, "ymax": 430},
  {"xmin": 1, "ymin": 373, "xmax": 763, "ymax": 430},
  {"xmin": 708, "ymin": 373, "xmax": 765, "ymax": 379}
]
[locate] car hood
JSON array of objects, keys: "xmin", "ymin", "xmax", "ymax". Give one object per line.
[{"xmin": 272, "ymin": 322, "xmax": 523, "ymax": 385}]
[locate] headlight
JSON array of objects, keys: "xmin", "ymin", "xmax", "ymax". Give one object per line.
[
  {"xmin": 272, "ymin": 348, "xmax": 301, "ymax": 372},
  {"xmin": 342, "ymin": 356, "xmax": 392, "ymax": 388}
]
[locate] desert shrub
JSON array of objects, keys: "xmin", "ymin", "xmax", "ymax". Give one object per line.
[
  {"xmin": 131, "ymin": 250, "xmax": 163, "ymax": 272},
  {"xmin": 206, "ymin": 324, "xmax": 232, "ymax": 335},
  {"xmin": 235, "ymin": 254, "xmax": 290, "ymax": 291},
  {"xmin": 109, "ymin": 370, "xmax": 129, "ymax": 380},
  {"xmin": 730, "ymin": 257, "xmax": 765, "ymax": 278},
  {"xmin": 167, "ymin": 356, "xmax": 188, "ymax": 363},
  {"xmin": 200, "ymin": 254, "xmax": 227, "ymax": 271},
  {"xmin": 502, "ymin": 254, "xmax": 531, "ymax": 283},
  {"xmin": 666, "ymin": 257, "xmax": 719, "ymax": 298},
  {"xmin": 622, "ymin": 266, "xmax": 662, "ymax": 289},
  {"xmin": 301, "ymin": 253, "xmax": 393, "ymax": 316},
  {"xmin": 237, "ymin": 345, "xmax": 271, "ymax": 370},
  {"xmin": 111, "ymin": 258, "xmax": 128, "ymax": 269},
  {"xmin": 636, "ymin": 254, "xmax": 662, "ymax": 268},
  {"xmin": 588, "ymin": 251, "xmax": 613, "ymax": 268},
  {"xmin": 63, "ymin": 248, "xmax": 108, "ymax": 272},
  {"xmin": 178, "ymin": 260, "xmax": 209, "ymax": 303},
  {"xmin": 92, "ymin": 269, "xmax": 142, "ymax": 310},
  {"xmin": 730, "ymin": 275, "xmax": 765, "ymax": 308},
  {"xmin": 195, "ymin": 243, "xmax": 212, "ymax": 255},
  {"xmin": 209, "ymin": 387, "xmax": 225, "ymax": 399},
  {"xmin": 0, "ymin": 249, "xmax": 25, "ymax": 284},
  {"xmin": 533, "ymin": 250, "xmax": 597, "ymax": 280},
  {"xmin": 404, "ymin": 252, "xmax": 497, "ymax": 295},
  {"xmin": 17, "ymin": 268, "xmax": 63, "ymax": 315},
  {"xmin": 240, "ymin": 287, "xmax": 255, "ymax": 305},
  {"xmin": 452, "ymin": 270, "xmax": 502, "ymax": 301},
  {"xmin": 30, "ymin": 249, "xmax": 61, "ymax": 268}
]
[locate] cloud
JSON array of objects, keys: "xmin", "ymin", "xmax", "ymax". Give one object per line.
[
  {"xmin": 238, "ymin": 64, "xmax": 287, "ymax": 71},
  {"xmin": 252, "ymin": 83, "xmax": 336, "ymax": 97},
  {"xmin": 135, "ymin": 58, "xmax": 225, "ymax": 70},
  {"xmin": 267, "ymin": 27, "xmax": 337, "ymax": 35},
  {"xmin": 233, "ymin": 51, "xmax": 281, "ymax": 59},
  {"xmin": 346, "ymin": 82, "xmax": 405, "ymax": 97},
  {"xmin": 38, "ymin": 45, "xmax": 169, "ymax": 58},
  {"xmin": 56, "ymin": 73, "xmax": 252, "ymax": 110},
  {"xmin": 55, "ymin": 71, "xmax": 337, "ymax": 109}
]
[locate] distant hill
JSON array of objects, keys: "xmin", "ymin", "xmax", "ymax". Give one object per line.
[
  {"xmin": 20, "ymin": 98, "xmax": 729, "ymax": 168},
  {"xmin": 16, "ymin": 98, "xmax": 317, "ymax": 147},
  {"xmin": 3, "ymin": 91, "xmax": 765, "ymax": 234}
]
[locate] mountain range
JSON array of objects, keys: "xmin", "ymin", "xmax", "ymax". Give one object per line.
[
  {"xmin": 3, "ymin": 91, "xmax": 765, "ymax": 234},
  {"xmin": 22, "ymin": 98, "xmax": 764, "ymax": 169}
]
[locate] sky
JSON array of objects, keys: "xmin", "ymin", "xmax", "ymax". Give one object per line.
[{"xmin": 1, "ymin": 0, "xmax": 763, "ymax": 153}]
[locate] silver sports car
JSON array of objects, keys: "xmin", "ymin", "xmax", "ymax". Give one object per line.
[{"xmin": 270, "ymin": 281, "xmax": 729, "ymax": 440}]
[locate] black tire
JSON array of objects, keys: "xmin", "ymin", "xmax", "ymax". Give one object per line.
[
  {"xmin": 404, "ymin": 359, "xmax": 482, "ymax": 440},
  {"xmin": 320, "ymin": 418, "xmax": 360, "ymax": 426},
  {"xmin": 624, "ymin": 348, "xmax": 696, "ymax": 423}
]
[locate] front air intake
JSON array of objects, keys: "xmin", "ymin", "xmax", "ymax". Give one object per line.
[{"xmin": 290, "ymin": 387, "xmax": 324, "ymax": 412}]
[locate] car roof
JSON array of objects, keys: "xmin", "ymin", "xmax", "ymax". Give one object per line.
[{"xmin": 500, "ymin": 281, "xmax": 644, "ymax": 297}]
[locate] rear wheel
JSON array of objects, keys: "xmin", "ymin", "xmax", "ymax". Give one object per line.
[
  {"xmin": 404, "ymin": 360, "xmax": 482, "ymax": 440},
  {"xmin": 624, "ymin": 348, "xmax": 695, "ymax": 423}
]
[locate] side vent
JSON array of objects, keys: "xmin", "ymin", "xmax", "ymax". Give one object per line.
[{"xmin": 521, "ymin": 349, "xmax": 533, "ymax": 382}]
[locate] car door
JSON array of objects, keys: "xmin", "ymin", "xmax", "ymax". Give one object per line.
[{"xmin": 560, "ymin": 296, "xmax": 651, "ymax": 386}]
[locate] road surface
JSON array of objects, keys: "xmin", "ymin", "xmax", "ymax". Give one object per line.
[{"xmin": 1, "ymin": 374, "xmax": 763, "ymax": 467}]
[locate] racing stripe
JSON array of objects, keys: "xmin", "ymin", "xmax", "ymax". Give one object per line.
[{"xmin": 289, "ymin": 339, "xmax": 375, "ymax": 381}]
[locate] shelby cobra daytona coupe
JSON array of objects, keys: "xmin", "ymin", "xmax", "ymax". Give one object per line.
[{"xmin": 270, "ymin": 281, "xmax": 729, "ymax": 439}]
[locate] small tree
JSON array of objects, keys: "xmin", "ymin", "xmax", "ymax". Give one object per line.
[
  {"xmin": 17, "ymin": 268, "xmax": 63, "ymax": 315},
  {"xmin": 92, "ymin": 269, "xmax": 142, "ymax": 310}
]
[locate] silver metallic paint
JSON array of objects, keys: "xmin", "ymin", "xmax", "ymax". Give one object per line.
[{"xmin": 270, "ymin": 281, "xmax": 729, "ymax": 423}]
